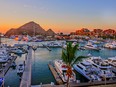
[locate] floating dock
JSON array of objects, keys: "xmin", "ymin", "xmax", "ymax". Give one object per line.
[
  {"xmin": 48, "ymin": 63, "xmax": 63, "ymax": 85},
  {"xmin": 20, "ymin": 47, "xmax": 32, "ymax": 87},
  {"xmin": 0, "ymin": 56, "xmax": 17, "ymax": 77}
]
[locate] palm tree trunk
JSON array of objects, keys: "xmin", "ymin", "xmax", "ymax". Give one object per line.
[{"xmin": 66, "ymin": 75, "xmax": 70, "ymax": 87}]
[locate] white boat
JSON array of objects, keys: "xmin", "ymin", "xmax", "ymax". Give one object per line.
[
  {"xmin": 104, "ymin": 42, "xmax": 116, "ymax": 49},
  {"xmin": 87, "ymin": 57, "xmax": 115, "ymax": 79},
  {"xmin": 0, "ymin": 48, "xmax": 11, "ymax": 63},
  {"xmin": 54, "ymin": 59, "xmax": 76, "ymax": 82},
  {"xmin": 43, "ymin": 41, "xmax": 62, "ymax": 48},
  {"xmin": 17, "ymin": 62, "xmax": 25, "ymax": 74},
  {"xmin": 106, "ymin": 56, "xmax": 116, "ymax": 67},
  {"xmin": 11, "ymin": 61, "xmax": 16, "ymax": 67},
  {"xmin": 89, "ymin": 40, "xmax": 100, "ymax": 44},
  {"xmin": 85, "ymin": 42, "xmax": 100, "ymax": 50},
  {"xmin": 73, "ymin": 61, "xmax": 101, "ymax": 81},
  {"xmin": 11, "ymin": 48, "xmax": 25, "ymax": 54}
]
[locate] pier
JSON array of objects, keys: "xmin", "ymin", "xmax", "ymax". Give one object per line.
[
  {"xmin": 41, "ymin": 44, "xmax": 51, "ymax": 51},
  {"xmin": 20, "ymin": 46, "xmax": 32, "ymax": 87},
  {"xmin": 0, "ymin": 56, "xmax": 17, "ymax": 77},
  {"xmin": 69, "ymin": 80, "xmax": 116, "ymax": 87},
  {"xmin": 48, "ymin": 63, "xmax": 63, "ymax": 85}
]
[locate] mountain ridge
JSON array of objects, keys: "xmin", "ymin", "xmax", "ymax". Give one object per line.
[{"xmin": 5, "ymin": 21, "xmax": 56, "ymax": 37}]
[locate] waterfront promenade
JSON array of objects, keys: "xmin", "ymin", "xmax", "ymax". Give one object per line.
[{"xmin": 20, "ymin": 46, "xmax": 32, "ymax": 87}]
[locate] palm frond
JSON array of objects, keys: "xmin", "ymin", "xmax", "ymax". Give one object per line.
[{"xmin": 71, "ymin": 56, "xmax": 88, "ymax": 66}]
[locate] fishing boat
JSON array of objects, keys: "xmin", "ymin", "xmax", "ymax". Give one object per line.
[{"xmin": 54, "ymin": 59, "xmax": 76, "ymax": 82}]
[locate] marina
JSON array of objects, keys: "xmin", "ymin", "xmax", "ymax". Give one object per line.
[{"xmin": 0, "ymin": 38, "xmax": 115, "ymax": 87}]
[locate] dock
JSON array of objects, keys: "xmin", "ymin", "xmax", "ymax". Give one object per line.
[
  {"xmin": 42, "ymin": 44, "xmax": 51, "ymax": 51},
  {"xmin": 0, "ymin": 55, "xmax": 17, "ymax": 77},
  {"xmin": 69, "ymin": 80, "xmax": 116, "ymax": 87},
  {"xmin": 31, "ymin": 84, "xmax": 64, "ymax": 87},
  {"xmin": 48, "ymin": 63, "xmax": 63, "ymax": 85},
  {"xmin": 20, "ymin": 47, "xmax": 32, "ymax": 87}
]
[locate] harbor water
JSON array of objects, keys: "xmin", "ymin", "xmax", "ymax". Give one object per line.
[{"xmin": 2, "ymin": 38, "xmax": 116, "ymax": 87}]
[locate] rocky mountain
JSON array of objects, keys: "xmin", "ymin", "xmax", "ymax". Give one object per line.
[
  {"xmin": 46, "ymin": 29, "xmax": 56, "ymax": 36},
  {"xmin": 5, "ymin": 21, "xmax": 55, "ymax": 37}
]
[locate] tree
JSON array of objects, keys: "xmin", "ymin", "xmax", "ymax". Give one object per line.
[{"xmin": 62, "ymin": 42, "xmax": 88, "ymax": 87}]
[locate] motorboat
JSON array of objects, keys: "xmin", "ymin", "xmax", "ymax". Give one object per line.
[
  {"xmin": 54, "ymin": 59, "xmax": 76, "ymax": 82},
  {"xmin": 87, "ymin": 57, "xmax": 115, "ymax": 80},
  {"xmin": 104, "ymin": 42, "xmax": 116, "ymax": 49},
  {"xmin": 73, "ymin": 61, "xmax": 101, "ymax": 81},
  {"xmin": 17, "ymin": 62, "xmax": 25, "ymax": 74},
  {"xmin": 11, "ymin": 48, "xmax": 25, "ymax": 55},
  {"xmin": 43, "ymin": 41, "xmax": 62, "ymax": 48},
  {"xmin": 85, "ymin": 42, "xmax": 100, "ymax": 50},
  {"xmin": 0, "ymin": 48, "xmax": 11, "ymax": 63},
  {"xmin": 11, "ymin": 61, "xmax": 16, "ymax": 68},
  {"xmin": 106, "ymin": 56, "xmax": 116, "ymax": 67}
]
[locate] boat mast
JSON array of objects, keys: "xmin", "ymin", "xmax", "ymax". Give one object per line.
[
  {"xmin": 33, "ymin": 23, "xmax": 35, "ymax": 37},
  {"xmin": 0, "ymin": 33, "xmax": 1, "ymax": 45}
]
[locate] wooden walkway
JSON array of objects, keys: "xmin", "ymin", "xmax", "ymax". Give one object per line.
[
  {"xmin": 20, "ymin": 47, "xmax": 32, "ymax": 87},
  {"xmin": 0, "ymin": 56, "xmax": 17, "ymax": 77},
  {"xmin": 69, "ymin": 80, "xmax": 116, "ymax": 87},
  {"xmin": 48, "ymin": 64, "xmax": 63, "ymax": 85}
]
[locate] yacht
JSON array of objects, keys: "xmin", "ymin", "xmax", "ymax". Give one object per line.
[
  {"xmin": 85, "ymin": 42, "xmax": 100, "ymax": 50},
  {"xmin": 104, "ymin": 42, "xmax": 116, "ymax": 49},
  {"xmin": 0, "ymin": 48, "xmax": 11, "ymax": 63},
  {"xmin": 11, "ymin": 48, "xmax": 25, "ymax": 55},
  {"xmin": 106, "ymin": 56, "xmax": 116, "ymax": 67},
  {"xmin": 43, "ymin": 41, "xmax": 62, "ymax": 48},
  {"xmin": 87, "ymin": 57, "xmax": 115, "ymax": 80},
  {"xmin": 73, "ymin": 61, "xmax": 101, "ymax": 81},
  {"xmin": 54, "ymin": 59, "xmax": 76, "ymax": 82},
  {"xmin": 17, "ymin": 62, "xmax": 25, "ymax": 74}
]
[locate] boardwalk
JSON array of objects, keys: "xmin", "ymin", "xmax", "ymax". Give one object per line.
[
  {"xmin": 69, "ymin": 80, "xmax": 116, "ymax": 87},
  {"xmin": 48, "ymin": 64, "xmax": 63, "ymax": 85},
  {"xmin": 0, "ymin": 56, "xmax": 17, "ymax": 77},
  {"xmin": 20, "ymin": 47, "xmax": 32, "ymax": 87}
]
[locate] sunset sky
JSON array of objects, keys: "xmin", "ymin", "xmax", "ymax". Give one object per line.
[{"xmin": 0, "ymin": 0, "xmax": 116, "ymax": 33}]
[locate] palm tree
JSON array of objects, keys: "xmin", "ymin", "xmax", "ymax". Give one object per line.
[{"xmin": 62, "ymin": 42, "xmax": 88, "ymax": 87}]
